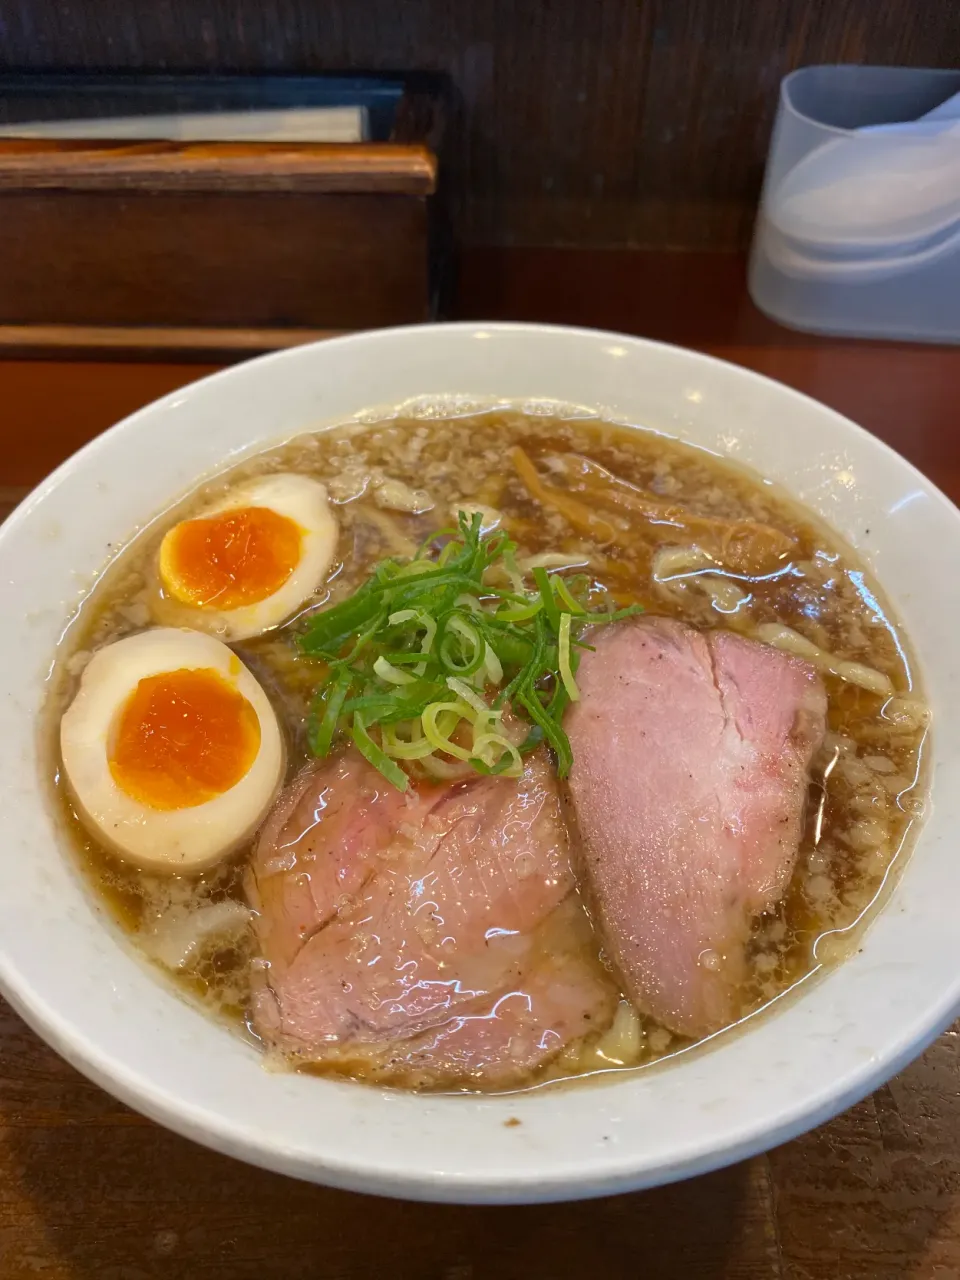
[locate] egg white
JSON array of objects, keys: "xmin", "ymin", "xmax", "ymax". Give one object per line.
[
  {"xmin": 154, "ymin": 473, "xmax": 337, "ymax": 641},
  {"xmin": 60, "ymin": 628, "xmax": 285, "ymax": 873}
]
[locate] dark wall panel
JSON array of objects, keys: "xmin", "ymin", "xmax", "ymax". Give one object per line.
[{"xmin": 2, "ymin": 0, "xmax": 957, "ymax": 248}]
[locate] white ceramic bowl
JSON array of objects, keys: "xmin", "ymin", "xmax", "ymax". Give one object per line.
[{"xmin": 1, "ymin": 323, "xmax": 958, "ymax": 1204}]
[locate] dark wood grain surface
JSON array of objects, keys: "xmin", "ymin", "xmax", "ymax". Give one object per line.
[
  {"xmin": 0, "ymin": 324, "xmax": 338, "ymax": 360},
  {"xmin": 1, "ymin": 250, "xmax": 959, "ymax": 1278},
  {"xmin": 0, "ymin": 80, "xmax": 450, "ymax": 348},
  {"xmin": 2, "ymin": 0, "xmax": 958, "ymax": 249},
  {"xmin": 0, "ymin": 189, "xmax": 431, "ymax": 329},
  {"xmin": 0, "ymin": 139, "xmax": 437, "ymax": 194}
]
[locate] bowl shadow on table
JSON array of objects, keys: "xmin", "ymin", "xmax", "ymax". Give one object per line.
[{"xmin": 0, "ymin": 998, "xmax": 775, "ymax": 1280}]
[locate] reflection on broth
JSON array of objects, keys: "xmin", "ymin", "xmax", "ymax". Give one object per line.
[{"xmin": 47, "ymin": 409, "xmax": 928, "ymax": 1092}]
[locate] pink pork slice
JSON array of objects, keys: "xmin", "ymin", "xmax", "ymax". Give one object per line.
[
  {"xmin": 565, "ymin": 617, "xmax": 826, "ymax": 1040},
  {"xmin": 247, "ymin": 748, "xmax": 613, "ymax": 1087}
]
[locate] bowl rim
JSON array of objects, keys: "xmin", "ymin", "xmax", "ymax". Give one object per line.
[
  {"xmin": 10, "ymin": 318, "xmax": 960, "ymax": 535},
  {"xmin": 1, "ymin": 320, "xmax": 958, "ymax": 1204}
]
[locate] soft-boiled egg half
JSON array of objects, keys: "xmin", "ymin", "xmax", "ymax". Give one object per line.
[
  {"xmin": 60, "ymin": 628, "xmax": 285, "ymax": 872},
  {"xmin": 154, "ymin": 473, "xmax": 337, "ymax": 641}
]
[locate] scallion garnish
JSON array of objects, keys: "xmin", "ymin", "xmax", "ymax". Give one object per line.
[
  {"xmin": 297, "ymin": 511, "xmax": 642, "ymax": 789},
  {"xmin": 557, "ymin": 611, "xmax": 580, "ymax": 703}
]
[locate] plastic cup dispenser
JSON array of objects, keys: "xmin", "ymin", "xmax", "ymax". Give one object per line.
[{"xmin": 749, "ymin": 66, "xmax": 960, "ymax": 343}]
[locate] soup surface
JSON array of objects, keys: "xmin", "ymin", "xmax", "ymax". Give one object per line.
[{"xmin": 48, "ymin": 408, "xmax": 928, "ymax": 1091}]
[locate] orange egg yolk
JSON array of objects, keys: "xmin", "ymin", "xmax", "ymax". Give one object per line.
[
  {"xmin": 109, "ymin": 667, "xmax": 261, "ymax": 810},
  {"xmin": 159, "ymin": 506, "xmax": 302, "ymax": 610}
]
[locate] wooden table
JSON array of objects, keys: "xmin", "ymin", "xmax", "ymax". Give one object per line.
[{"xmin": 2, "ymin": 251, "xmax": 958, "ymax": 1279}]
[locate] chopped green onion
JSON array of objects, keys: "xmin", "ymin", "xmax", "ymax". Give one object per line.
[
  {"xmin": 438, "ymin": 613, "xmax": 485, "ymax": 676},
  {"xmin": 445, "ymin": 676, "xmax": 491, "ymax": 717},
  {"xmin": 422, "ymin": 700, "xmax": 475, "ymax": 761},
  {"xmin": 517, "ymin": 686, "xmax": 573, "ymax": 776},
  {"xmin": 437, "ymin": 539, "xmax": 460, "ymax": 568},
  {"xmin": 531, "ymin": 566, "xmax": 562, "ymax": 632},
  {"xmin": 421, "ymin": 753, "xmax": 474, "ymax": 780},
  {"xmin": 557, "ymin": 611, "xmax": 580, "ymax": 702},
  {"xmin": 501, "ymin": 547, "xmax": 526, "ymax": 595},
  {"xmin": 381, "ymin": 721, "xmax": 437, "ymax": 760},
  {"xmin": 495, "ymin": 597, "xmax": 543, "ymax": 623},
  {"xmin": 552, "ymin": 574, "xmax": 587, "ymax": 615},
  {"xmin": 296, "ymin": 507, "xmax": 642, "ymax": 787},
  {"xmin": 415, "ymin": 526, "xmax": 457, "ymax": 559},
  {"xmin": 581, "ymin": 604, "xmax": 646, "ymax": 624},
  {"xmin": 307, "ymin": 667, "xmax": 352, "ymax": 757},
  {"xmin": 481, "ymin": 641, "xmax": 504, "ymax": 686},
  {"xmin": 352, "ymin": 714, "xmax": 409, "ymax": 791},
  {"xmin": 471, "ymin": 732, "xmax": 523, "ymax": 777},
  {"xmin": 373, "ymin": 655, "xmax": 417, "ymax": 685}
]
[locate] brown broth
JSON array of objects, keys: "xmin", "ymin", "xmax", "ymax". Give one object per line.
[{"xmin": 46, "ymin": 410, "xmax": 929, "ymax": 1090}]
